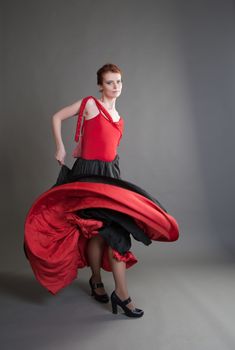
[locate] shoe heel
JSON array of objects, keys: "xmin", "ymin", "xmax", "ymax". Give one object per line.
[
  {"xmin": 111, "ymin": 290, "xmax": 144, "ymax": 318},
  {"xmin": 111, "ymin": 300, "xmax": 118, "ymax": 314}
]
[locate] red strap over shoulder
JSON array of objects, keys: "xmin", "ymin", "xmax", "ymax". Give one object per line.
[
  {"xmin": 74, "ymin": 96, "xmax": 93, "ymax": 142},
  {"xmin": 93, "ymin": 97, "xmax": 117, "ymax": 124}
]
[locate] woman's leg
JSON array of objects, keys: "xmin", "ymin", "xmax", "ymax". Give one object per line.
[
  {"xmin": 87, "ymin": 235, "xmax": 107, "ymax": 295},
  {"xmin": 108, "ymin": 246, "xmax": 135, "ymax": 310}
]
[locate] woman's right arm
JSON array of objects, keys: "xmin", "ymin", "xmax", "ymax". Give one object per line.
[{"xmin": 51, "ymin": 99, "xmax": 83, "ymax": 165}]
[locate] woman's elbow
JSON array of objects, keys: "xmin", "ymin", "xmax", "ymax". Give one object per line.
[{"xmin": 52, "ymin": 112, "xmax": 61, "ymax": 123}]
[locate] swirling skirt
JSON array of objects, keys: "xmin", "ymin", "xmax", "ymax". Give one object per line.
[{"xmin": 24, "ymin": 154, "xmax": 179, "ymax": 295}]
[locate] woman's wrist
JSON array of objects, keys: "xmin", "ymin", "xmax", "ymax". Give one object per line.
[{"xmin": 56, "ymin": 143, "xmax": 65, "ymax": 151}]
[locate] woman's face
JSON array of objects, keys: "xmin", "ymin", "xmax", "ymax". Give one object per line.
[{"xmin": 99, "ymin": 72, "xmax": 122, "ymax": 98}]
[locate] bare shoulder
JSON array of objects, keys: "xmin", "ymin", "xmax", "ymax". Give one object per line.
[
  {"xmin": 85, "ymin": 97, "xmax": 96, "ymax": 106},
  {"xmin": 85, "ymin": 97, "xmax": 97, "ymax": 110},
  {"xmin": 84, "ymin": 97, "xmax": 99, "ymax": 119}
]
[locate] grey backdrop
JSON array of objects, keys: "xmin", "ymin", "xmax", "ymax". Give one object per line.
[
  {"xmin": 1, "ymin": 0, "xmax": 235, "ymax": 270},
  {"xmin": 1, "ymin": 1, "xmax": 235, "ymax": 350}
]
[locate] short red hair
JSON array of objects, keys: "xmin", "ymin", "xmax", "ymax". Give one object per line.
[{"xmin": 96, "ymin": 63, "xmax": 122, "ymax": 86}]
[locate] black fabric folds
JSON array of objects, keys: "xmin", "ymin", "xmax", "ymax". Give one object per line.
[{"xmin": 53, "ymin": 154, "xmax": 121, "ymax": 187}]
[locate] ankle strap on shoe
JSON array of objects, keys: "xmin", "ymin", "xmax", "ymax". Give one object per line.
[
  {"xmin": 92, "ymin": 282, "xmax": 104, "ymax": 289},
  {"xmin": 123, "ymin": 296, "xmax": 132, "ymax": 305}
]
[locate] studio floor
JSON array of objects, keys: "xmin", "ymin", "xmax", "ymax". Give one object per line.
[{"xmin": 0, "ymin": 254, "xmax": 235, "ymax": 350}]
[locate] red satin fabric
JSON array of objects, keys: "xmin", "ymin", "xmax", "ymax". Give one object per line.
[{"xmin": 24, "ymin": 181, "xmax": 179, "ymax": 295}]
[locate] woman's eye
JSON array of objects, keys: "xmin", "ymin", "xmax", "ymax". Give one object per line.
[{"xmin": 107, "ymin": 81, "xmax": 122, "ymax": 84}]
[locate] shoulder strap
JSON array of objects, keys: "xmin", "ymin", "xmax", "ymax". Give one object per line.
[
  {"xmin": 91, "ymin": 97, "xmax": 115, "ymax": 124},
  {"xmin": 74, "ymin": 96, "xmax": 93, "ymax": 142}
]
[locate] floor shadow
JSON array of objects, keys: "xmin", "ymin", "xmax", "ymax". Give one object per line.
[{"xmin": 0, "ymin": 271, "xmax": 52, "ymax": 304}]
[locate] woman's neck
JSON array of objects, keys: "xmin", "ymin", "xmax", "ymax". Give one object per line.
[{"xmin": 99, "ymin": 96, "xmax": 116, "ymax": 110}]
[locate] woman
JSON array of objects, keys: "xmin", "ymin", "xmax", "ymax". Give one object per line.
[{"xmin": 24, "ymin": 63, "xmax": 179, "ymax": 318}]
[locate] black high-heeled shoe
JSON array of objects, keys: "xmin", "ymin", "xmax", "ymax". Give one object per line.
[
  {"xmin": 89, "ymin": 277, "xmax": 109, "ymax": 303},
  {"xmin": 110, "ymin": 290, "xmax": 144, "ymax": 318}
]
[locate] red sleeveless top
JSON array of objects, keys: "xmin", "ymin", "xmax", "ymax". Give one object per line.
[{"xmin": 73, "ymin": 96, "xmax": 124, "ymax": 161}]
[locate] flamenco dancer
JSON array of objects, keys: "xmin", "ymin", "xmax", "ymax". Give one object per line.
[{"xmin": 24, "ymin": 63, "xmax": 179, "ymax": 318}]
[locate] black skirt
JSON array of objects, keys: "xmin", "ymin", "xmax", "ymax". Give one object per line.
[{"xmin": 53, "ymin": 154, "xmax": 122, "ymax": 186}]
